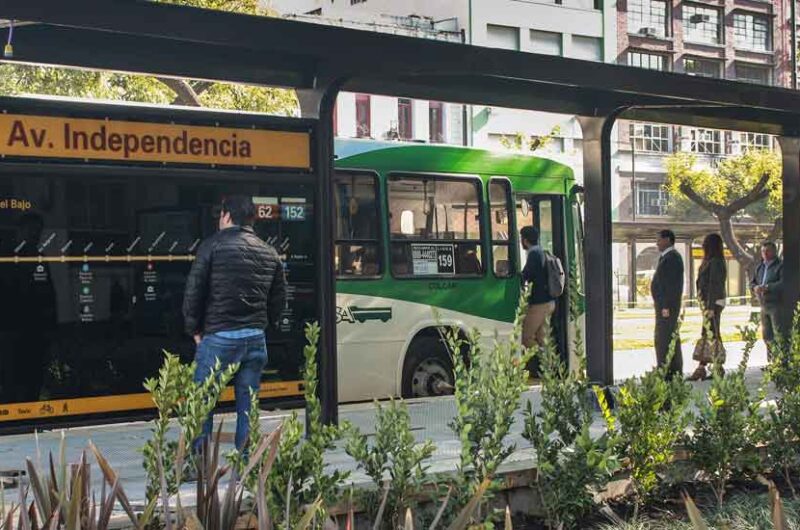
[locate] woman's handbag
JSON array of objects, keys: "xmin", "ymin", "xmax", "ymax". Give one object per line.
[{"xmin": 692, "ymin": 337, "xmax": 726, "ymax": 364}]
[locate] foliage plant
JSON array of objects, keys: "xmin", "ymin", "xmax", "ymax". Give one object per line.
[
  {"xmin": 345, "ymin": 398, "xmax": 436, "ymax": 528},
  {"xmin": 664, "ymin": 149, "xmax": 782, "ymax": 268},
  {"xmin": 523, "ymin": 325, "xmax": 620, "ymax": 529},
  {"xmin": 607, "ymin": 323, "xmax": 693, "ymax": 508},
  {"xmin": 688, "ymin": 317, "xmax": 762, "ymax": 509},
  {"xmin": 763, "ymin": 305, "xmax": 800, "ymax": 498},
  {"xmin": 444, "ymin": 290, "xmax": 534, "ymax": 523},
  {"xmin": 0, "ymin": 0, "xmax": 298, "ymax": 115},
  {"xmin": 262, "ymin": 322, "xmax": 349, "ymax": 530},
  {"xmin": 142, "ymin": 352, "xmax": 237, "ymax": 503}
]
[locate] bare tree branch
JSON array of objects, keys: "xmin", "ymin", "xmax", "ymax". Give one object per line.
[
  {"xmin": 157, "ymin": 77, "xmax": 203, "ymax": 107},
  {"xmin": 717, "ymin": 212, "xmax": 756, "ymax": 268},
  {"xmin": 725, "ymin": 171, "xmax": 771, "ymax": 215},
  {"xmin": 679, "ymin": 182, "xmax": 722, "ymax": 215},
  {"xmin": 170, "ymin": 81, "xmax": 214, "ymax": 106},
  {"xmin": 767, "ymin": 216, "xmax": 783, "ymax": 243}
]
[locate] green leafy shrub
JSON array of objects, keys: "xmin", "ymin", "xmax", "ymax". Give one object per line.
[
  {"xmin": 607, "ymin": 324, "xmax": 693, "ymax": 508},
  {"xmin": 764, "ymin": 306, "xmax": 800, "ymax": 498},
  {"xmin": 345, "ymin": 398, "xmax": 436, "ymax": 528},
  {"xmin": 142, "ymin": 351, "xmax": 237, "ymax": 502},
  {"xmin": 444, "ymin": 290, "xmax": 534, "ymax": 524},
  {"xmin": 261, "ymin": 322, "xmax": 349, "ymax": 529},
  {"xmin": 688, "ymin": 318, "xmax": 762, "ymax": 509},
  {"xmin": 523, "ymin": 326, "xmax": 620, "ymax": 529}
]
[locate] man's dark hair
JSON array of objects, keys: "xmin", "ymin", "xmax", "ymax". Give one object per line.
[
  {"xmin": 520, "ymin": 225, "xmax": 539, "ymax": 246},
  {"xmin": 221, "ymin": 195, "xmax": 256, "ymax": 226},
  {"xmin": 761, "ymin": 241, "xmax": 778, "ymax": 253},
  {"xmin": 659, "ymin": 229, "xmax": 676, "ymax": 246}
]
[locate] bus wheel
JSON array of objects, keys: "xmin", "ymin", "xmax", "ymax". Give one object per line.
[{"xmin": 402, "ymin": 336, "xmax": 454, "ymax": 398}]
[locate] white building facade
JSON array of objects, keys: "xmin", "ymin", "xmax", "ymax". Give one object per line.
[{"xmin": 271, "ymin": 0, "xmax": 617, "ymax": 168}]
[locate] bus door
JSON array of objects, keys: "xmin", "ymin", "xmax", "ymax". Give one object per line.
[{"xmin": 515, "ymin": 193, "xmax": 569, "ymax": 364}]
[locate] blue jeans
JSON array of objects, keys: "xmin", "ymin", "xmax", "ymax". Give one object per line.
[{"xmin": 193, "ymin": 334, "xmax": 267, "ymax": 452}]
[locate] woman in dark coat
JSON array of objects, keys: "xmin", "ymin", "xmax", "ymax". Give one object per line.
[{"xmin": 689, "ymin": 233, "xmax": 727, "ymax": 381}]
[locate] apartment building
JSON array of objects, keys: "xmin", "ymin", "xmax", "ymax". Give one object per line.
[{"xmin": 612, "ymin": 0, "xmax": 795, "ymax": 304}]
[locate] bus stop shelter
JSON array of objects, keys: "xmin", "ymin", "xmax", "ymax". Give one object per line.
[{"xmin": 2, "ymin": 0, "xmax": 800, "ymax": 424}]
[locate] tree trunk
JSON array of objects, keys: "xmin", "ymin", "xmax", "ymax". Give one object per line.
[{"xmin": 717, "ymin": 212, "xmax": 756, "ymax": 273}]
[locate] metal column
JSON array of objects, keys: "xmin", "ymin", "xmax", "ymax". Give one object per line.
[
  {"xmin": 578, "ymin": 114, "xmax": 622, "ymax": 386},
  {"xmin": 298, "ymin": 80, "xmax": 343, "ymax": 426},
  {"xmin": 778, "ymin": 137, "xmax": 800, "ymax": 326}
]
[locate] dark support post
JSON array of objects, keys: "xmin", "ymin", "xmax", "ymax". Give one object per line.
[
  {"xmin": 629, "ymin": 238, "xmax": 637, "ymax": 307},
  {"xmin": 778, "ymin": 137, "xmax": 800, "ymax": 326},
  {"xmin": 578, "ymin": 113, "xmax": 623, "ymax": 386},
  {"xmin": 298, "ymin": 79, "xmax": 343, "ymax": 426}
]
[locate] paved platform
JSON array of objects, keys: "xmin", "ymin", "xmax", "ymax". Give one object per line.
[{"xmin": 0, "ymin": 342, "xmax": 770, "ymax": 512}]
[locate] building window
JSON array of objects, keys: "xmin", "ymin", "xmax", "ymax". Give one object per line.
[
  {"xmin": 355, "ymin": 94, "xmax": 371, "ymax": 138},
  {"xmin": 398, "ymin": 98, "xmax": 413, "ymax": 140},
  {"xmin": 530, "ymin": 29, "xmax": 562, "ymax": 55},
  {"xmin": 630, "ymin": 123, "xmax": 672, "ymax": 152},
  {"xmin": 628, "ymin": 51, "xmax": 667, "ymax": 70},
  {"xmin": 628, "ymin": 0, "xmax": 668, "ymax": 38},
  {"xmin": 735, "ymin": 63, "xmax": 771, "ymax": 85},
  {"xmin": 637, "ymin": 182, "xmax": 670, "ymax": 217},
  {"xmin": 733, "ymin": 12, "xmax": 770, "ymax": 51},
  {"xmin": 740, "ymin": 132, "xmax": 772, "ymax": 151},
  {"xmin": 571, "ymin": 35, "xmax": 602, "ymax": 61},
  {"xmin": 429, "ymin": 101, "xmax": 444, "ymax": 144},
  {"xmin": 350, "ymin": 0, "xmax": 367, "ymax": 4},
  {"xmin": 683, "ymin": 56, "xmax": 722, "ymax": 78},
  {"xmin": 683, "ymin": 4, "xmax": 722, "ymax": 45},
  {"xmin": 688, "ymin": 128, "xmax": 723, "ymax": 154},
  {"xmin": 486, "ymin": 24, "xmax": 520, "ymax": 50}
]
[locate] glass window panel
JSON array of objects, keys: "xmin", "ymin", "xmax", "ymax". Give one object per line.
[
  {"xmin": 530, "ymin": 30, "xmax": 562, "ymax": 55},
  {"xmin": 334, "ymin": 173, "xmax": 381, "ymax": 277},
  {"xmin": 489, "ymin": 179, "xmax": 514, "ymax": 278},
  {"xmin": 734, "ymin": 12, "xmax": 770, "ymax": 51},
  {"xmin": 628, "ymin": 0, "xmax": 668, "ymax": 38},
  {"xmin": 735, "ymin": 63, "xmax": 771, "ymax": 85},
  {"xmin": 683, "ymin": 56, "xmax": 722, "ymax": 78},
  {"xmin": 628, "ymin": 51, "xmax": 667, "ymax": 70},
  {"xmin": 630, "ymin": 122, "xmax": 672, "ymax": 152},
  {"xmin": 636, "ymin": 182, "xmax": 670, "ymax": 216},
  {"xmin": 388, "ymin": 176, "xmax": 483, "ymax": 277},
  {"xmin": 486, "ymin": 24, "xmax": 520, "ymax": 50},
  {"xmin": 683, "ymin": 4, "xmax": 722, "ymax": 44}
]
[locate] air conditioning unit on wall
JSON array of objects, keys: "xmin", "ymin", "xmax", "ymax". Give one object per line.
[{"xmin": 638, "ymin": 27, "xmax": 659, "ymax": 37}]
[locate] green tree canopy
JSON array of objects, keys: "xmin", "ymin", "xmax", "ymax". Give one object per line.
[
  {"xmin": 664, "ymin": 149, "xmax": 782, "ymax": 267},
  {"xmin": 0, "ymin": 0, "xmax": 298, "ymax": 115}
]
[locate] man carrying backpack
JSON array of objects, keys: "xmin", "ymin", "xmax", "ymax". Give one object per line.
[{"xmin": 520, "ymin": 225, "xmax": 564, "ymax": 349}]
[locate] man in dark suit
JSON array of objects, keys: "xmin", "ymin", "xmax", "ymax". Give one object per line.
[{"xmin": 651, "ymin": 229, "xmax": 684, "ymax": 378}]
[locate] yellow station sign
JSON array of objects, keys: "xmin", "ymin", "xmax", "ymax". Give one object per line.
[{"xmin": 0, "ymin": 113, "xmax": 311, "ymax": 168}]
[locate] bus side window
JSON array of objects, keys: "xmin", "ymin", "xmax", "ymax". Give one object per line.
[
  {"xmin": 388, "ymin": 175, "xmax": 484, "ymax": 278},
  {"xmin": 333, "ymin": 172, "xmax": 381, "ymax": 278},
  {"xmin": 488, "ymin": 178, "xmax": 514, "ymax": 278}
]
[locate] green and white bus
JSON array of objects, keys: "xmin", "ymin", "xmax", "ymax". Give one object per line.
[{"xmin": 333, "ymin": 139, "xmax": 585, "ymax": 401}]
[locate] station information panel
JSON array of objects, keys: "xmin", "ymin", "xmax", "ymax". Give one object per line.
[{"xmin": 0, "ymin": 102, "xmax": 316, "ymax": 429}]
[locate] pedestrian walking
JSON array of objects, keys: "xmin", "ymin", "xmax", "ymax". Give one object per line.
[
  {"xmin": 688, "ymin": 233, "xmax": 727, "ymax": 381},
  {"xmin": 750, "ymin": 241, "xmax": 784, "ymax": 360},
  {"xmin": 520, "ymin": 226, "xmax": 557, "ymax": 350},
  {"xmin": 183, "ymin": 195, "xmax": 287, "ymax": 455},
  {"xmin": 651, "ymin": 229, "xmax": 684, "ymax": 379}
]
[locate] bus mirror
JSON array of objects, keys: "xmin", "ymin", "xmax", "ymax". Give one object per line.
[{"xmin": 400, "ymin": 210, "xmax": 415, "ymax": 235}]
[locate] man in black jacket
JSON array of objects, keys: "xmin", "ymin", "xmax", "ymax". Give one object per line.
[
  {"xmin": 183, "ymin": 195, "xmax": 286, "ymax": 453},
  {"xmin": 651, "ymin": 229, "xmax": 684, "ymax": 378},
  {"xmin": 750, "ymin": 241, "xmax": 784, "ymax": 358},
  {"xmin": 520, "ymin": 226, "xmax": 556, "ymax": 349}
]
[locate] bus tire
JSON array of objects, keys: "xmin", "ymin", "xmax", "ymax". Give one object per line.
[{"xmin": 401, "ymin": 336, "xmax": 455, "ymax": 398}]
